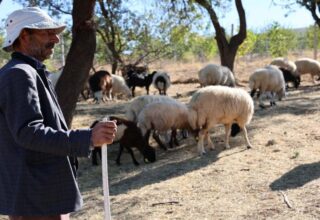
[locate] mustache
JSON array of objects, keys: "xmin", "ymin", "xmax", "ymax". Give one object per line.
[{"xmin": 45, "ymin": 43, "xmax": 55, "ymax": 49}]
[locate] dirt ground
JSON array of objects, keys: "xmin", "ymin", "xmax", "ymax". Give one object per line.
[{"xmin": 1, "ymin": 55, "xmax": 319, "ymax": 220}]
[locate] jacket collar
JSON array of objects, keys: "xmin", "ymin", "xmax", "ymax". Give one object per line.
[{"xmin": 11, "ymin": 52, "xmax": 49, "ymax": 76}]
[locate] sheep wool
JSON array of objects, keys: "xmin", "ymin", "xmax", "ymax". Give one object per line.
[
  {"xmin": 198, "ymin": 64, "xmax": 235, "ymax": 87},
  {"xmin": 270, "ymin": 57, "xmax": 298, "ymax": 75},
  {"xmin": 188, "ymin": 85, "xmax": 254, "ymax": 155},
  {"xmin": 152, "ymin": 71, "xmax": 171, "ymax": 95},
  {"xmin": 249, "ymin": 65, "xmax": 286, "ymax": 107},
  {"xmin": 126, "ymin": 95, "xmax": 176, "ymax": 122},
  {"xmin": 294, "ymin": 58, "xmax": 320, "ymax": 82}
]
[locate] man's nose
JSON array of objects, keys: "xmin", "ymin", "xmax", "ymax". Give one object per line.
[{"xmin": 50, "ymin": 33, "xmax": 60, "ymax": 44}]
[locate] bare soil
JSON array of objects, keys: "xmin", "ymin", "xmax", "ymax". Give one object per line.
[{"xmin": 1, "ymin": 55, "xmax": 320, "ymax": 220}]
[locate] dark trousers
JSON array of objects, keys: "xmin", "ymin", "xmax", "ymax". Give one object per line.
[{"xmin": 9, "ymin": 214, "xmax": 70, "ymax": 220}]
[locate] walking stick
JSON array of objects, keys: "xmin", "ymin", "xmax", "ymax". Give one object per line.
[{"xmin": 102, "ymin": 117, "xmax": 111, "ymax": 220}]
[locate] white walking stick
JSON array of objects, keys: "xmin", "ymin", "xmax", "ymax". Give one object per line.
[{"xmin": 102, "ymin": 117, "xmax": 111, "ymax": 220}]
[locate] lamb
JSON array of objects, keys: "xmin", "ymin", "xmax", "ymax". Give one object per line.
[
  {"xmin": 137, "ymin": 100, "xmax": 192, "ymax": 149},
  {"xmin": 270, "ymin": 57, "xmax": 298, "ymax": 75},
  {"xmin": 249, "ymin": 65, "xmax": 286, "ymax": 108},
  {"xmin": 152, "ymin": 71, "xmax": 171, "ymax": 95},
  {"xmin": 294, "ymin": 58, "xmax": 320, "ymax": 83},
  {"xmin": 88, "ymin": 70, "xmax": 112, "ymax": 103},
  {"xmin": 90, "ymin": 116, "xmax": 156, "ymax": 166},
  {"xmin": 110, "ymin": 74, "xmax": 132, "ymax": 100},
  {"xmin": 126, "ymin": 70, "xmax": 157, "ymax": 97},
  {"xmin": 126, "ymin": 95, "xmax": 176, "ymax": 122},
  {"xmin": 187, "ymin": 85, "xmax": 254, "ymax": 155},
  {"xmin": 198, "ymin": 64, "xmax": 236, "ymax": 87}
]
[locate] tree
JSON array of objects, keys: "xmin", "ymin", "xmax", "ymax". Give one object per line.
[
  {"xmin": 237, "ymin": 30, "xmax": 257, "ymax": 57},
  {"xmin": 266, "ymin": 22, "xmax": 297, "ymax": 57},
  {"xmin": 168, "ymin": 0, "xmax": 247, "ymax": 71},
  {"xmin": 55, "ymin": 0, "xmax": 96, "ymax": 127},
  {"xmin": 295, "ymin": 1, "xmax": 320, "ymax": 28}
]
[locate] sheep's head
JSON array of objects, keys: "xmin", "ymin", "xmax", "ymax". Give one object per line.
[{"xmin": 143, "ymin": 146, "xmax": 156, "ymax": 163}]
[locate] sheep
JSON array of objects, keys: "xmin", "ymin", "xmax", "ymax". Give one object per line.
[
  {"xmin": 249, "ymin": 65, "xmax": 286, "ymax": 108},
  {"xmin": 270, "ymin": 57, "xmax": 298, "ymax": 75},
  {"xmin": 88, "ymin": 70, "xmax": 112, "ymax": 103},
  {"xmin": 110, "ymin": 74, "xmax": 132, "ymax": 100},
  {"xmin": 137, "ymin": 100, "xmax": 192, "ymax": 149},
  {"xmin": 294, "ymin": 58, "xmax": 320, "ymax": 83},
  {"xmin": 48, "ymin": 70, "xmax": 62, "ymax": 88},
  {"xmin": 126, "ymin": 95, "xmax": 176, "ymax": 122},
  {"xmin": 152, "ymin": 71, "xmax": 171, "ymax": 95},
  {"xmin": 126, "ymin": 70, "xmax": 157, "ymax": 97},
  {"xmin": 270, "ymin": 58, "xmax": 300, "ymax": 89},
  {"xmin": 198, "ymin": 64, "xmax": 236, "ymax": 87},
  {"xmin": 90, "ymin": 116, "xmax": 156, "ymax": 166},
  {"xmin": 187, "ymin": 85, "xmax": 254, "ymax": 155}
]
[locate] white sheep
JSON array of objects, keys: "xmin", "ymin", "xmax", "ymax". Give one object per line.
[
  {"xmin": 249, "ymin": 65, "xmax": 286, "ymax": 108},
  {"xmin": 137, "ymin": 100, "xmax": 191, "ymax": 149},
  {"xmin": 188, "ymin": 85, "xmax": 254, "ymax": 155},
  {"xmin": 125, "ymin": 95, "xmax": 176, "ymax": 122},
  {"xmin": 110, "ymin": 74, "xmax": 132, "ymax": 100},
  {"xmin": 48, "ymin": 70, "xmax": 62, "ymax": 88},
  {"xmin": 294, "ymin": 58, "xmax": 320, "ymax": 83},
  {"xmin": 270, "ymin": 57, "xmax": 298, "ymax": 75},
  {"xmin": 152, "ymin": 71, "xmax": 171, "ymax": 95},
  {"xmin": 198, "ymin": 64, "xmax": 235, "ymax": 87}
]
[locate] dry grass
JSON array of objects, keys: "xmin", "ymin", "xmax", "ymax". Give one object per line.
[{"xmin": 1, "ymin": 52, "xmax": 320, "ymax": 220}]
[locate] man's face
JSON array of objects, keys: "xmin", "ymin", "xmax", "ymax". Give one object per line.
[{"xmin": 25, "ymin": 29, "xmax": 60, "ymax": 62}]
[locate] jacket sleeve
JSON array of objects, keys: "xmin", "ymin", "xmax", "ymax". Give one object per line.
[{"xmin": 0, "ymin": 67, "xmax": 92, "ymax": 157}]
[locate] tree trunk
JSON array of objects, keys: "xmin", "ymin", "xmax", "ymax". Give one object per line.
[
  {"xmin": 195, "ymin": 0, "xmax": 246, "ymax": 72},
  {"xmin": 55, "ymin": 0, "xmax": 96, "ymax": 127}
]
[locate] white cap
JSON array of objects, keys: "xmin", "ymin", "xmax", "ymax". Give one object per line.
[{"xmin": 2, "ymin": 7, "xmax": 66, "ymax": 52}]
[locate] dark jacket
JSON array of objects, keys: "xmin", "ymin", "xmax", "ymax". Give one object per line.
[{"xmin": 0, "ymin": 52, "xmax": 91, "ymax": 215}]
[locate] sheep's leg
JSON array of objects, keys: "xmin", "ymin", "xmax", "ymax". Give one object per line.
[
  {"xmin": 92, "ymin": 149, "xmax": 99, "ymax": 166},
  {"xmin": 250, "ymin": 89, "xmax": 256, "ymax": 98},
  {"xmin": 125, "ymin": 145, "xmax": 140, "ymax": 166},
  {"xmin": 224, "ymin": 124, "xmax": 232, "ymax": 149},
  {"xmin": 242, "ymin": 126, "xmax": 252, "ymax": 149},
  {"xmin": 197, "ymin": 130, "xmax": 206, "ymax": 155},
  {"xmin": 116, "ymin": 144, "xmax": 124, "ymax": 166},
  {"xmin": 205, "ymin": 131, "xmax": 215, "ymax": 150},
  {"xmin": 146, "ymin": 86, "xmax": 149, "ymax": 95},
  {"xmin": 169, "ymin": 129, "xmax": 179, "ymax": 148},
  {"xmin": 258, "ymin": 92, "xmax": 266, "ymax": 108},
  {"xmin": 153, "ymin": 131, "xmax": 168, "ymax": 150},
  {"xmin": 145, "ymin": 130, "xmax": 151, "ymax": 145},
  {"xmin": 131, "ymin": 87, "xmax": 135, "ymax": 97}
]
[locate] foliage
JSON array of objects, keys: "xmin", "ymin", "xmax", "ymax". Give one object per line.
[
  {"xmin": 265, "ymin": 22, "xmax": 297, "ymax": 57},
  {"xmin": 306, "ymin": 24, "xmax": 320, "ymax": 49},
  {"xmin": 237, "ymin": 30, "xmax": 257, "ymax": 57},
  {"xmin": 0, "ymin": 32, "xmax": 11, "ymax": 65}
]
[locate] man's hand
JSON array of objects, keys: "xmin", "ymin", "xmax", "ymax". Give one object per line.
[{"xmin": 91, "ymin": 120, "xmax": 117, "ymax": 147}]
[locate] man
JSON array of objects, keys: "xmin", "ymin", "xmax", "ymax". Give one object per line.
[{"xmin": 0, "ymin": 7, "xmax": 117, "ymax": 220}]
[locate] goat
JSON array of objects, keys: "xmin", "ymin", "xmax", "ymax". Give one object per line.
[{"xmin": 90, "ymin": 116, "xmax": 156, "ymax": 166}]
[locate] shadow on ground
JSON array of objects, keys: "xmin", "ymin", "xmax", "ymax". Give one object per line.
[{"xmin": 269, "ymin": 162, "xmax": 320, "ymax": 191}]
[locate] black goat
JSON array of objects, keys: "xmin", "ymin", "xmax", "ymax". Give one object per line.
[
  {"xmin": 90, "ymin": 116, "xmax": 156, "ymax": 166},
  {"xmin": 279, "ymin": 67, "xmax": 300, "ymax": 89},
  {"xmin": 126, "ymin": 71, "xmax": 157, "ymax": 97}
]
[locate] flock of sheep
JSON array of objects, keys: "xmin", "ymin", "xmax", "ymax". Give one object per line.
[{"xmin": 50, "ymin": 56, "xmax": 320, "ymax": 166}]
